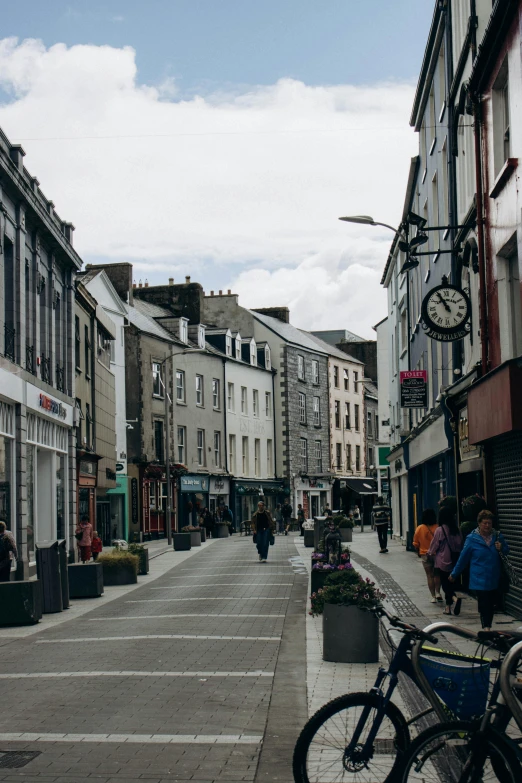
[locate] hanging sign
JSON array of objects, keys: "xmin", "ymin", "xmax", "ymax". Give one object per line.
[{"xmin": 400, "ymin": 370, "xmax": 428, "ymax": 408}]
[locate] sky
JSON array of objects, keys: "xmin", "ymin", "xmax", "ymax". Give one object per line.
[{"xmin": 0, "ymin": 1, "xmax": 434, "ymax": 337}]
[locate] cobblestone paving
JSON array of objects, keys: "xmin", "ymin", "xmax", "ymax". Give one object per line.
[{"xmin": 0, "ymin": 536, "xmax": 308, "ymax": 782}]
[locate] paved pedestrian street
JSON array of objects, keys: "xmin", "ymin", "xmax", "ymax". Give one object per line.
[{"xmin": 0, "ymin": 536, "xmax": 308, "ymax": 783}]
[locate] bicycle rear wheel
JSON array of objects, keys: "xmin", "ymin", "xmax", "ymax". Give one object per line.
[
  {"xmin": 293, "ymin": 691, "xmax": 409, "ymax": 782},
  {"xmin": 398, "ymin": 721, "xmax": 521, "ymax": 783}
]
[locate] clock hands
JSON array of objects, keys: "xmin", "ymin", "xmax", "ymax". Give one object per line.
[{"xmin": 436, "ymin": 292, "xmax": 451, "ymax": 312}]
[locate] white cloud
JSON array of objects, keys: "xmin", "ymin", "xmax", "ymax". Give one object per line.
[{"xmin": 0, "ymin": 38, "xmax": 417, "ymax": 333}]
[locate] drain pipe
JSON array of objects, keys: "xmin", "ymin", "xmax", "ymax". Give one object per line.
[{"xmin": 472, "ymin": 93, "xmax": 489, "ymax": 375}]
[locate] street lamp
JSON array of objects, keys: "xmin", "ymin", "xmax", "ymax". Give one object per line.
[{"xmin": 339, "ymin": 215, "xmax": 403, "ymax": 236}]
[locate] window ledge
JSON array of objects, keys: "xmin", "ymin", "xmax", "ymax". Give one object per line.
[
  {"xmin": 152, "ymin": 394, "xmax": 164, "ymax": 400},
  {"xmin": 490, "ymin": 158, "xmax": 518, "ymax": 199},
  {"xmin": 429, "ymin": 137, "xmax": 437, "ymax": 156},
  {"xmin": 176, "ymin": 400, "xmax": 187, "ymax": 406},
  {"xmin": 400, "ymin": 348, "xmax": 408, "ymax": 359}
]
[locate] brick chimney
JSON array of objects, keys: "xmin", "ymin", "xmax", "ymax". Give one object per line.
[
  {"xmin": 85, "ymin": 262, "xmax": 134, "ymax": 305},
  {"xmin": 252, "ymin": 306, "xmax": 290, "ymax": 324},
  {"xmin": 132, "ymin": 278, "xmax": 204, "ymax": 323}
]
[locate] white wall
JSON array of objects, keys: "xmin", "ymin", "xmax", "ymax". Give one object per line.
[
  {"xmin": 375, "ymin": 319, "xmax": 390, "ymax": 446},
  {"xmin": 327, "ymin": 355, "xmax": 365, "ymax": 476}
]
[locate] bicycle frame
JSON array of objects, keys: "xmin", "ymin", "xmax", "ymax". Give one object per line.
[{"xmin": 499, "ymin": 639, "xmax": 522, "ymax": 730}]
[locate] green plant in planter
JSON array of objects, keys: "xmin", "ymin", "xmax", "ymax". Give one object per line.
[
  {"xmin": 333, "ymin": 514, "xmax": 355, "ymax": 529},
  {"xmin": 97, "ymin": 550, "xmax": 139, "ymax": 574},
  {"xmin": 438, "ymin": 495, "xmax": 458, "ymax": 514},
  {"xmin": 128, "ymin": 543, "xmax": 146, "ymax": 556},
  {"xmin": 461, "ymin": 494, "xmax": 488, "ymax": 522},
  {"xmin": 310, "ymin": 575, "xmax": 385, "ymax": 617},
  {"xmin": 181, "ymin": 526, "xmax": 201, "ymax": 532}
]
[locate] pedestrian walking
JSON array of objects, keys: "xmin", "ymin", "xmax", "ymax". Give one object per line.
[
  {"xmin": 297, "ymin": 504, "xmax": 306, "ymax": 535},
  {"xmin": 201, "ymin": 507, "xmax": 214, "ymax": 538},
  {"xmin": 322, "ymin": 503, "xmax": 333, "ymax": 518},
  {"xmin": 372, "ymin": 497, "xmax": 391, "ymax": 553},
  {"xmin": 0, "ymin": 518, "xmax": 17, "ymax": 582},
  {"xmin": 75, "ymin": 516, "xmax": 93, "ymax": 563},
  {"xmin": 413, "ymin": 508, "xmax": 442, "ymax": 603},
  {"xmin": 353, "ymin": 504, "xmax": 361, "ymax": 526},
  {"xmin": 281, "ymin": 498, "xmax": 292, "ymax": 536},
  {"xmin": 428, "ymin": 506, "xmax": 463, "ymax": 616},
  {"xmin": 222, "ymin": 504, "xmax": 234, "ymax": 533},
  {"xmin": 91, "ymin": 531, "xmax": 103, "ymax": 561},
  {"xmin": 251, "ymin": 500, "xmax": 275, "ymax": 562},
  {"xmin": 449, "ymin": 510, "xmax": 509, "ymax": 631},
  {"xmin": 275, "ymin": 503, "xmax": 285, "ymax": 535}
]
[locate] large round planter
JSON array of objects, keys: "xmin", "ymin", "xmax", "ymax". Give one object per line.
[
  {"xmin": 137, "ymin": 549, "xmax": 149, "ymax": 575},
  {"xmin": 304, "ymin": 529, "xmax": 314, "ymax": 547},
  {"xmin": 173, "ymin": 533, "xmax": 191, "ymax": 552},
  {"xmin": 339, "ymin": 528, "xmax": 353, "ymax": 543},
  {"xmin": 200, "ymin": 527, "xmax": 206, "ymax": 543},
  {"xmin": 189, "ymin": 530, "xmax": 201, "ymax": 547},
  {"xmin": 215, "ymin": 523, "xmax": 229, "ymax": 539},
  {"xmin": 101, "ymin": 563, "xmax": 138, "ymax": 586},
  {"xmin": 323, "ymin": 603, "xmax": 379, "ymax": 663}
]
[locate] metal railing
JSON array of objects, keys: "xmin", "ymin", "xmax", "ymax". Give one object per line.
[
  {"xmin": 40, "ymin": 355, "xmax": 52, "ymax": 384},
  {"xmin": 55, "ymin": 363, "xmax": 64, "ymax": 392},
  {"xmin": 26, "ymin": 344, "xmax": 35, "ymax": 374},
  {"xmin": 4, "ymin": 325, "xmax": 16, "ymax": 362}
]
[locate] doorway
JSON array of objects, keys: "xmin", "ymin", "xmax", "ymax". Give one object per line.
[
  {"xmin": 311, "ymin": 494, "xmax": 319, "ymax": 518},
  {"xmin": 96, "ymin": 501, "xmax": 111, "ymax": 546}
]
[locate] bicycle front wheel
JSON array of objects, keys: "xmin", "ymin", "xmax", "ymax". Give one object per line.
[
  {"xmin": 293, "ymin": 691, "xmax": 410, "ymax": 783},
  {"xmin": 399, "ymin": 721, "xmax": 521, "ymax": 783}
]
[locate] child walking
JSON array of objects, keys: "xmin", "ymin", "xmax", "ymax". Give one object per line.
[{"xmin": 91, "ymin": 531, "xmax": 103, "ymax": 561}]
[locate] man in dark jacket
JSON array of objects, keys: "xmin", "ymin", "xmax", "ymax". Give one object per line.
[
  {"xmin": 372, "ymin": 497, "xmax": 391, "ymax": 553},
  {"xmin": 251, "ymin": 501, "xmax": 275, "ymax": 562},
  {"xmin": 281, "ymin": 499, "xmax": 293, "ymax": 536},
  {"xmin": 0, "ymin": 519, "xmax": 17, "ymax": 582}
]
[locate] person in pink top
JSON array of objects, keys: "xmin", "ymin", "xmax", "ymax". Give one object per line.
[
  {"xmin": 428, "ymin": 506, "xmax": 463, "ymax": 616},
  {"xmin": 75, "ymin": 516, "xmax": 93, "ymax": 563}
]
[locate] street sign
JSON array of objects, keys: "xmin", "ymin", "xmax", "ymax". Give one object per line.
[{"xmin": 400, "ymin": 370, "xmax": 428, "ymax": 408}]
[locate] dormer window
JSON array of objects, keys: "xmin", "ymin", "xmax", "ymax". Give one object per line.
[
  {"xmin": 198, "ymin": 325, "xmax": 205, "ymax": 349},
  {"xmin": 179, "ymin": 318, "xmax": 188, "ymax": 344},
  {"xmin": 264, "ymin": 345, "xmax": 271, "ymax": 370},
  {"xmin": 250, "ymin": 340, "xmax": 257, "ymax": 366},
  {"xmin": 226, "ymin": 334, "xmax": 232, "ymax": 356},
  {"xmin": 235, "ymin": 332, "xmax": 242, "ymax": 360}
]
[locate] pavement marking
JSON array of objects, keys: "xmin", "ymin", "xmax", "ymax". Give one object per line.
[
  {"xmin": 0, "ymin": 671, "xmax": 274, "ymax": 679},
  {"xmin": 36, "ymin": 633, "xmax": 282, "ymax": 644},
  {"xmin": 159, "ymin": 583, "xmax": 294, "ymax": 587},
  {"xmin": 89, "ymin": 614, "xmax": 285, "ymax": 620},
  {"xmin": 0, "ymin": 732, "xmax": 263, "ymax": 744},
  {"xmin": 127, "ymin": 597, "xmax": 290, "ymax": 602}
]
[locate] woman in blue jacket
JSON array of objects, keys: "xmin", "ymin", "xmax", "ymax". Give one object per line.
[{"xmin": 450, "ymin": 510, "xmax": 509, "ymax": 630}]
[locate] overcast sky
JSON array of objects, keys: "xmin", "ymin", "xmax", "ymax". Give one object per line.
[{"xmin": 0, "ymin": 1, "xmax": 434, "ymax": 337}]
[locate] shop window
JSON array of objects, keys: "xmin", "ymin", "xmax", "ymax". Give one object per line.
[
  {"xmin": 177, "ymin": 426, "xmax": 186, "ymax": 464},
  {"xmin": 0, "ymin": 435, "xmax": 13, "ymax": 536},
  {"xmin": 26, "ymin": 445, "xmax": 35, "ymax": 561},
  {"xmin": 197, "ymin": 429, "xmax": 205, "ymax": 466},
  {"xmin": 152, "ymin": 362, "xmax": 163, "ymax": 398},
  {"xmin": 154, "ymin": 420, "xmax": 164, "ymax": 463},
  {"xmin": 56, "ymin": 453, "xmax": 66, "ymax": 541},
  {"xmin": 315, "ymin": 440, "xmax": 322, "ymax": 473}
]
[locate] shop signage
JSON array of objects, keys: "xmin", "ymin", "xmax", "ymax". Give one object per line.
[
  {"xmin": 209, "ymin": 477, "xmax": 230, "ymax": 494},
  {"xmin": 131, "ymin": 478, "xmax": 139, "ymax": 526},
  {"xmin": 180, "ymin": 475, "xmax": 209, "ymax": 493},
  {"xmin": 116, "ymin": 462, "xmax": 125, "ymax": 472},
  {"xmin": 38, "ymin": 393, "xmax": 67, "ymax": 419},
  {"xmin": 79, "ymin": 460, "xmax": 96, "ymax": 475},
  {"xmin": 400, "ymin": 370, "xmax": 428, "ymax": 408},
  {"xmin": 421, "ymin": 279, "xmax": 471, "ymax": 342},
  {"xmin": 459, "ymin": 407, "xmax": 481, "ymax": 462}
]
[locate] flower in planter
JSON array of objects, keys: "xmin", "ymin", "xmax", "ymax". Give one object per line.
[
  {"xmin": 311, "ymin": 552, "xmax": 326, "ymax": 561},
  {"xmin": 181, "ymin": 526, "xmax": 201, "ymax": 532},
  {"xmin": 310, "ymin": 568, "xmax": 385, "ymax": 616}
]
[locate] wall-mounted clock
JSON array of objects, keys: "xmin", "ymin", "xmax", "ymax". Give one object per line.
[{"xmin": 421, "ymin": 276, "xmax": 471, "ymax": 342}]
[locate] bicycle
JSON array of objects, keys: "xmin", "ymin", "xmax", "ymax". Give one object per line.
[
  {"xmin": 293, "ymin": 606, "xmax": 492, "ymax": 783},
  {"xmin": 398, "ymin": 628, "xmax": 522, "ymax": 782}
]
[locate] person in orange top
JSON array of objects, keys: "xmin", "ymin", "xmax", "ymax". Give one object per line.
[
  {"xmin": 413, "ymin": 508, "xmax": 442, "ymax": 603},
  {"xmin": 91, "ymin": 531, "xmax": 103, "ymax": 561}
]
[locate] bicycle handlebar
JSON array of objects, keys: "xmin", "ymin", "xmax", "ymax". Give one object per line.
[{"xmin": 372, "ymin": 606, "xmax": 438, "ymax": 645}]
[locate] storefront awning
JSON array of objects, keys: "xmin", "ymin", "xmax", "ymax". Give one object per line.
[{"xmin": 340, "ymin": 477, "xmax": 378, "ymax": 495}]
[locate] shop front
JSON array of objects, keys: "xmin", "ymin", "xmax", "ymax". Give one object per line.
[
  {"xmin": 232, "ymin": 480, "xmax": 284, "ymax": 529},
  {"xmin": 77, "ymin": 454, "xmax": 98, "ymax": 537},
  {"xmin": 179, "ymin": 474, "xmax": 209, "ymax": 528},
  {"xmin": 338, "ymin": 477, "xmax": 378, "ymax": 527},
  {"xmin": 388, "ymin": 446, "xmax": 409, "ymax": 542},
  {"xmin": 142, "ymin": 465, "xmax": 177, "ymax": 539},
  {"xmin": 106, "ymin": 472, "xmax": 129, "ymax": 543},
  {"xmin": 209, "ymin": 476, "xmax": 230, "ymax": 516},
  {"xmin": 294, "ymin": 477, "xmax": 332, "ymax": 520},
  {"xmin": 0, "ymin": 399, "xmax": 15, "ymax": 577}
]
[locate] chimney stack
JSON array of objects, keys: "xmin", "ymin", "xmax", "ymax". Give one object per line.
[
  {"xmin": 138, "ymin": 280, "xmax": 143, "ymax": 289},
  {"xmin": 169, "ymin": 277, "xmax": 174, "ymax": 285},
  {"xmin": 144, "ymin": 280, "xmax": 149, "ymax": 288},
  {"xmin": 133, "ymin": 281, "xmax": 136, "ymax": 288},
  {"xmin": 219, "ymin": 290, "xmax": 222, "ymax": 295},
  {"xmin": 227, "ymin": 289, "xmax": 231, "ymax": 295},
  {"xmin": 185, "ymin": 276, "xmax": 191, "ymax": 284},
  {"xmin": 210, "ymin": 291, "xmax": 214, "ymax": 296}
]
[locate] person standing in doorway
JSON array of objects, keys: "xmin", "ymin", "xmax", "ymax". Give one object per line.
[
  {"xmin": 353, "ymin": 504, "xmax": 361, "ymax": 526},
  {"xmin": 0, "ymin": 519, "xmax": 17, "ymax": 582},
  {"xmin": 450, "ymin": 510, "xmax": 508, "ymax": 630},
  {"xmin": 428, "ymin": 506, "xmax": 463, "ymax": 616},
  {"xmin": 281, "ymin": 499, "xmax": 293, "ymax": 536},
  {"xmin": 222, "ymin": 504, "xmax": 234, "ymax": 533},
  {"xmin": 76, "ymin": 516, "xmax": 93, "ymax": 563},
  {"xmin": 413, "ymin": 508, "xmax": 442, "ymax": 603},
  {"xmin": 322, "ymin": 503, "xmax": 333, "ymax": 518},
  {"xmin": 251, "ymin": 501, "xmax": 275, "ymax": 562},
  {"xmin": 372, "ymin": 497, "xmax": 391, "ymax": 553},
  {"xmin": 297, "ymin": 504, "xmax": 306, "ymax": 535}
]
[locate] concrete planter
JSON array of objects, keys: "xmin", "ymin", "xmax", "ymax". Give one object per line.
[
  {"xmin": 0, "ymin": 580, "xmax": 42, "ymax": 625},
  {"xmin": 174, "ymin": 533, "xmax": 191, "ymax": 551},
  {"xmin": 310, "ymin": 570, "xmax": 330, "ymax": 593},
  {"xmin": 189, "ymin": 530, "xmax": 202, "ymax": 547},
  {"xmin": 215, "ymin": 523, "xmax": 230, "ymax": 539},
  {"xmin": 101, "ymin": 562, "xmax": 138, "ymax": 586},
  {"xmin": 339, "ymin": 528, "xmax": 353, "ymax": 543},
  {"xmin": 323, "ymin": 603, "xmax": 379, "ymax": 663},
  {"xmin": 137, "ymin": 549, "xmax": 149, "ymax": 575},
  {"xmin": 68, "ymin": 563, "xmax": 104, "ymax": 598},
  {"xmin": 200, "ymin": 527, "xmax": 206, "ymax": 543},
  {"xmin": 304, "ymin": 529, "xmax": 315, "ymax": 547}
]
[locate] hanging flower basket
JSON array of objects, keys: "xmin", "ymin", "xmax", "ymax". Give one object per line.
[{"xmin": 461, "ymin": 494, "xmax": 487, "ymax": 523}]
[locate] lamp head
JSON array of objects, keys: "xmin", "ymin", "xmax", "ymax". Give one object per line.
[
  {"xmin": 338, "ymin": 215, "xmax": 375, "ymax": 225},
  {"xmin": 400, "ymin": 256, "xmax": 420, "ymax": 274},
  {"xmin": 409, "ymin": 232, "xmax": 428, "ymax": 251},
  {"xmin": 407, "ymin": 210, "xmax": 427, "ymax": 229}
]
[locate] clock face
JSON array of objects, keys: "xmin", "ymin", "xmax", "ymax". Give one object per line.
[{"xmin": 421, "ymin": 284, "xmax": 471, "ymax": 341}]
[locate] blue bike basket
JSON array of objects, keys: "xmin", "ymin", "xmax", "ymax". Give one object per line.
[{"xmin": 419, "ymin": 650, "xmax": 490, "ymax": 720}]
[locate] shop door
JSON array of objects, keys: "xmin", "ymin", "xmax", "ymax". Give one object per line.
[
  {"xmin": 492, "ymin": 432, "xmax": 522, "ymax": 618},
  {"xmin": 96, "ymin": 501, "xmax": 112, "ymax": 546},
  {"xmin": 311, "ymin": 494, "xmax": 319, "ymax": 518}
]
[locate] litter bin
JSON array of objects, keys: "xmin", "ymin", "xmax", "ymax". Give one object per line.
[
  {"xmin": 57, "ymin": 539, "xmax": 70, "ymax": 610},
  {"xmin": 36, "ymin": 540, "xmax": 63, "ymax": 614}
]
